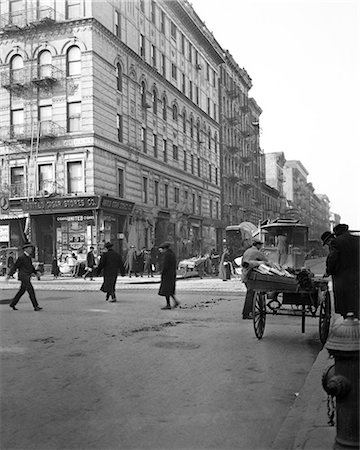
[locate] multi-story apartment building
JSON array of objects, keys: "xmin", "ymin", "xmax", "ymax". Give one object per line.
[
  {"xmin": 219, "ymin": 50, "xmax": 263, "ymax": 226},
  {"xmin": 0, "ymin": 0, "xmax": 225, "ymax": 263}
]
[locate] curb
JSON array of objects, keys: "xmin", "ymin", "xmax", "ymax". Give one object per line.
[{"xmin": 271, "ymin": 347, "xmax": 336, "ymax": 449}]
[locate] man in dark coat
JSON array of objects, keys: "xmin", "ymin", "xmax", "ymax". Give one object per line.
[
  {"xmin": 96, "ymin": 242, "xmax": 124, "ymax": 302},
  {"xmin": 84, "ymin": 246, "xmax": 96, "ymax": 280},
  {"xmin": 6, "ymin": 243, "xmax": 42, "ymax": 311},
  {"xmin": 158, "ymin": 241, "xmax": 180, "ymax": 310},
  {"xmin": 326, "ymin": 224, "xmax": 360, "ymax": 318}
]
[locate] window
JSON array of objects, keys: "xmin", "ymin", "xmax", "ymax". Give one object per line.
[
  {"xmin": 162, "ymin": 97, "xmax": 167, "ymax": 120},
  {"xmin": 160, "ymin": 10, "xmax": 165, "ymax": 33},
  {"xmin": 206, "ymin": 63, "xmax": 210, "ymax": 81},
  {"xmin": 117, "ymin": 114, "xmax": 123, "ymax": 142},
  {"xmin": 197, "ymin": 157, "xmax": 201, "ymax": 177},
  {"xmin": 151, "ymin": 1, "xmax": 156, "ymax": 23},
  {"xmin": 38, "ymin": 164, "xmax": 52, "ymax": 192},
  {"xmin": 9, "ymin": 0, "xmax": 22, "ymax": 26},
  {"xmin": 215, "ymin": 167, "xmax": 218, "ymax": 185},
  {"xmin": 183, "ymin": 150, "xmax": 187, "ymax": 171},
  {"xmin": 182, "ymin": 110, "xmax": 186, "ymax": 133},
  {"xmin": 10, "ymin": 166, "xmax": 24, "ymax": 197},
  {"xmin": 39, "ymin": 105, "xmax": 52, "ymax": 127},
  {"xmin": 66, "ymin": 0, "xmax": 81, "ymax": 19},
  {"xmin": 216, "ymin": 201, "xmax": 219, "ymax": 219},
  {"xmin": 171, "ymin": 63, "xmax": 177, "ymax": 80},
  {"xmin": 209, "ymin": 164, "xmax": 212, "ymax": 182},
  {"xmin": 174, "ymin": 187, "xmax": 179, "ymax": 203},
  {"xmin": 172, "ymin": 104, "xmax": 178, "ymax": 121},
  {"xmin": 38, "ymin": 50, "xmax": 51, "ymax": 79},
  {"xmin": 198, "ymin": 195, "xmax": 202, "ymax": 215},
  {"xmin": 173, "ymin": 144, "xmax": 178, "ymax": 161},
  {"xmin": 208, "ymin": 129, "xmax": 211, "ymax": 150},
  {"xmin": 192, "ymin": 193, "xmax": 195, "ymax": 213},
  {"xmin": 163, "ymin": 139, "xmax": 167, "ymax": 162},
  {"xmin": 213, "ymin": 102, "xmax": 217, "ymax": 121},
  {"xmin": 189, "ymin": 80, "xmax": 193, "ymax": 101},
  {"xmin": 191, "ymin": 155, "xmax": 194, "ymax": 174},
  {"xmin": 140, "ymin": 0, "xmax": 145, "ymax": 12},
  {"xmin": 207, "ymin": 98, "xmax": 211, "ymax": 116},
  {"xmin": 161, "ymin": 54, "xmax": 166, "ymax": 77},
  {"xmin": 67, "ymin": 46, "xmax": 81, "ymax": 76},
  {"xmin": 115, "ymin": 10, "xmax": 120, "ymax": 37},
  {"xmin": 142, "ymin": 177, "xmax": 148, "ymax": 203},
  {"xmin": 10, "ymin": 108, "xmax": 24, "ymax": 137},
  {"xmin": 116, "ymin": 63, "xmax": 122, "ymax": 91},
  {"xmin": 195, "ymin": 86, "xmax": 199, "ymax": 105},
  {"xmin": 141, "ymin": 81, "xmax": 146, "ymax": 107},
  {"xmin": 151, "ymin": 45, "xmax": 156, "ymax": 68},
  {"xmin": 181, "ymin": 34, "xmax": 185, "ymax": 54},
  {"xmin": 153, "ymin": 133, "xmax": 157, "ymax": 157},
  {"xmin": 67, "ymin": 161, "xmax": 83, "ymax": 193},
  {"xmin": 212, "ymin": 69, "xmax": 216, "ymax": 87},
  {"xmin": 67, "ymin": 101, "xmax": 81, "ymax": 132},
  {"xmin": 154, "ymin": 180, "xmax": 159, "ymax": 205},
  {"xmin": 118, "ymin": 168, "xmax": 124, "ymax": 198},
  {"xmin": 164, "ymin": 184, "xmax": 169, "ymax": 208},
  {"xmin": 215, "ymin": 133, "xmax": 218, "ymax": 153},
  {"xmin": 190, "ymin": 117, "xmax": 193, "ymax": 138},
  {"xmin": 141, "ymin": 127, "xmax": 147, "ymax": 153},
  {"xmin": 152, "ymin": 89, "xmax": 157, "ymax": 114},
  {"xmin": 182, "ymin": 73, "xmax": 186, "ymax": 94},
  {"xmin": 170, "ymin": 21, "xmax": 177, "ymax": 40},
  {"xmin": 188, "ymin": 42, "xmax": 192, "ymax": 62},
  {"xmin": 209, "ymin": 199, "xmax": 213, "ymax": 218},
  {"xmin": 140, "ymin": 34, "xmax": 145, "ymax": 58}
]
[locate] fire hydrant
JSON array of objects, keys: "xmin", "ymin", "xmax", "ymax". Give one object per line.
[{"xmin": 322, "ymin": 314, "xmax": 359, "ymax": 449}]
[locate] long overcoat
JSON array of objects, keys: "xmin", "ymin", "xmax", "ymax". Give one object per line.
[
  {"xmin": 97, "ymin": 249, "xmax": 124, "ymax": 294},
  {"xmin": 326, "ymin": 231, "xmax": 360, "ymax": 317},
  {"xmin": 158, "ymin": 248, "xmax": 177, "ymax": 296}
]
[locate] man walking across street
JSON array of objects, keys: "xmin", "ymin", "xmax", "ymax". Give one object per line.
[
  {"xmin": 241, "ymin": 239, "xmax": 269, "ymax": 319},
  {"xmin": 6, "ymin": 243, "xmax": 42, "ymax": 311},
  {"xmin": 326, "ymin": 224, "xmax": 360, "ymax": 318},
  {"xmin": 96, "ymin": 242, "xmax": 124, "ymax": 302},
  {"xmin": 83, "ymin": 246, "xmax": 96, "ymax": 280},
  {"xmin": 158, "ymin": 241, "xmax": 180, "ymax": 310}
]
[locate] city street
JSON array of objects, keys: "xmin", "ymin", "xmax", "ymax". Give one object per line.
[{"xmin": 0, "ymin": 278, "xmax": 323, "ymax": 450}]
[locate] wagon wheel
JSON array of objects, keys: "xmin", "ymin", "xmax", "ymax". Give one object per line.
[
  {"xmin": 253, "ymin": 291, "xmax": 266, "ymax": 339},
  {"xmin": 319, "ymin": 288, "xmax": 331, "ymax": 345}
]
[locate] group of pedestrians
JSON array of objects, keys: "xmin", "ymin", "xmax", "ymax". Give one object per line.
[
  {"xmin": 124, "ymin": 245, "xmax": 156, "ymax": 278},
  {"xmin": 6, "ymin": 241, "xmax": 179, "ymax": 311}
]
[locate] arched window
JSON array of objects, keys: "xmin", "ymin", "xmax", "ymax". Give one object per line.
[
  {"xmin": 141, "ymin": 81, "xmax": 146, "ymax": 107},
  {"xmin": 10, "ymin": 55, "xmax": 23, "ymax": 84},
  {"xmin": 116, "ymin": 63, "xmax": 122, "ymax": 91},
  {"xmin": 38, "ymin": 50, "xmax": 52, "ymax": 79},
  {"xmin": 172, "ymin": 103, "xmax": 178, "ymax": 121},
  {"xmin": 67, "ymin": 46, "xmax": 81, "ymax": 76},
  {"xmin": 162, "ymin": 97, "xmax": 167, "ymax": 120},
  {"xmin": 152, "ymin": 89, "xmax": 157, "ymax": 114}
]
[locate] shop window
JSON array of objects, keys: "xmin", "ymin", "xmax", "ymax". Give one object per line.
[
  {"xmin": 67, "ymin": 161, "xmax": 83, "ymax": 194},
  {"xmin": 67, "ymin": 46, "xmax": 81, "ymax": 76},
  {"xmin": 67, "ymin": 101, "xmax": 81, "ymax": 132}
]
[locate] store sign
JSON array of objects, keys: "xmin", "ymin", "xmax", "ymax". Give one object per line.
[
  {"xmin": 21, "ymin": 196, "xmax": 100, "ymax": 212},
  {"xmin": 100, "ymin": 196, "xmax": 134, "ymax": 213},
  {"xmin": 57, "ymin": 215, "xmax": 95, "ymax": 222},
  {"xmin": 0, "ymin": 224, "xmax": 10, "ymax": 242}
]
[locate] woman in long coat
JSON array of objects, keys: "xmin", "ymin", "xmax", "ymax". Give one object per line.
[
  {"xmin": 158, "ymin": 242, "xmax": 179, "ymax": 310},
  {"xmin": 97, "ymin": 242, "xmax": 124, "ymax": 302}
]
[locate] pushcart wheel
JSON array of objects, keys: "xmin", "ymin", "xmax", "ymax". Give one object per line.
[
  {"xmin": 319, "ymin": 289, "xmax": 331, "ymax": 345},
  {"xmin": 253, "ymin": 291, "xmax": 266, "ymax": 339}
]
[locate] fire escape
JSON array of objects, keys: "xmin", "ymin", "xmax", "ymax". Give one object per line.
[{"xmin": 0, "ymin": 6, "xmax": 69, "ymax": 199}]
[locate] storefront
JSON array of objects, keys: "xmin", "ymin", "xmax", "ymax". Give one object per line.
[{"xmin": 20, "ymin": 195, "xmax": 134, "ymax": 264}]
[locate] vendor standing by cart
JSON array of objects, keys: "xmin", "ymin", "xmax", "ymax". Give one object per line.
[{"xmin": 241, "ymin": 239, "xmax": 270, "ymax": 319}]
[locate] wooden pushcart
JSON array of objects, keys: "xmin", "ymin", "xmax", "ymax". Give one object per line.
[{"xmin": 247, "ymin": 271, "xmax": 331, "ymax": 344}]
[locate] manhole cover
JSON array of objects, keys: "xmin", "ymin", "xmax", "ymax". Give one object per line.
[{"xmin": 153, "ymin": 341, "xmax": 200, "ymax": 350}]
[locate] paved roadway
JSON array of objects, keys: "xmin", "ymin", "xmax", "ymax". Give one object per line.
[{"xmin": 0, "ymin": 268, "xmax": 325, "ymax": 450}]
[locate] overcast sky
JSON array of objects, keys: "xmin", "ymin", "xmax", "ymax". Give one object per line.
[{"xmin": 190, "ymin": 0, "xmax": 360, "ymax": 230}]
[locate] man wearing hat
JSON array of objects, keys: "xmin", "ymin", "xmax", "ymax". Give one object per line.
[
  {"xmin": 6, "ymin": 243, "xmax": 42, "ymax": 311},
  {"xmin": 326, "ymin": 224, "xmax": 359, "ymax": 318},
  {"xmin": 158, "ymin": 241, "xmax": 179, "ymax": 310},
  {"xmin": 96, "ymin": 242, "xmax": 125, "ymax": 302},
  {"xmin": 241, "ymin": 239, "xmax": 269, "ymax": 319}
]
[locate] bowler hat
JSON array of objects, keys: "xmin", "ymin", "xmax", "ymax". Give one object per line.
[
  {"xmin": 22, "ymin": 242, "xmax": 34, "ymax": 250},
  {"xmin": 320, "ymin": 231, "xmax": 334, "ymax": 246},
  {"xmin": 104, "ymin": 242, "xmax": 113, "ymax": 249},
  {"xmin": 159, "ymin": 241, "xmax": 171, "ymax": 249},
  {"xmin": 333, "ymin": 224, "xmax": 349, "ymax": 236}
]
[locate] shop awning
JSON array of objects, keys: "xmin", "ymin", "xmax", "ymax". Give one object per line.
[{"xmin": 0, "ymin": 212, "xmax": 29, "ymax": 220}]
